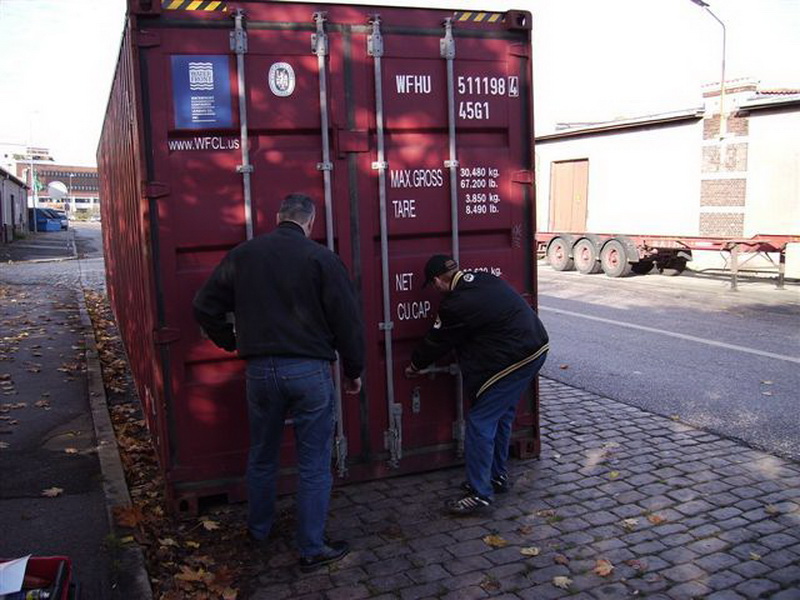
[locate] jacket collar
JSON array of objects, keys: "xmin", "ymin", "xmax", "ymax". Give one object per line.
[
  {"xmin": 450, "ymin": 270, "xmax": 465, "ymax": 291},
  {"xmin": 277, "ymin": 221, "xmax": 306, "ymax": 235}
]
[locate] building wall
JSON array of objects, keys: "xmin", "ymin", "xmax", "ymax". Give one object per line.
[
  {"xmin": 535, "ymin": 120, "xmax": 702, "ymax": 236},
  {"xmin": 1, "ymin": 172, "xmax": 27, "ymax": 243}
]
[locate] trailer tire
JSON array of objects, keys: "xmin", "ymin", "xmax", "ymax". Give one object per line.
[
  {"xmin": 573, "ymin": 239, "xmax": 602, "ymax": 274},
  {"xmin": 600, "ymin": 240, "xmax": 633, "ymax": 277},
  {"xmin": 631, "ymin": 260, "xmax": 655, "ymax": 275},
  {"xmin": 547, "ymin": 237, "xmax": 574, "ymax": 271},
  {"xmin": 658, "ymin": 258, "xmax": 687, "ymax": 276}
]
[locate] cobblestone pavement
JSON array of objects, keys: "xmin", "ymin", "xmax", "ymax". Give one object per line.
[{"xmin": 248, "ymin": 378, "xmax": 800, "ymax": 600}]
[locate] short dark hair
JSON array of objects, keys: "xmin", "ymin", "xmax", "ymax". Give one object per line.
[{"xmin": 278, "ymin": 193, "xmax": 315, "ymax": 224}]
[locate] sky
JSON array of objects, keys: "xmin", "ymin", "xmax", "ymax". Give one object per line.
[{"xmin": 0, "ymin": 0, "xmax": 798, "ymax": 167}]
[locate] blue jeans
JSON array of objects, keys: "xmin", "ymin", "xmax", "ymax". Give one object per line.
[
  {"xmin": 245, "ymin": 356, "xmax": 335, "ymax": 558},
  {"xmin": 465, "ymin": 352, "xmax": 547, "ymax": 500}
]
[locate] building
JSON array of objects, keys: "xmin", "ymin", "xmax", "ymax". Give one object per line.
[
  {"xmin": 535, "ymin": 80, "xmax": 800, "ymax": 277},
  {"xmin": 15, "ymin": 162, "xmax": 100, "ymax": 218},
  {"xmin": 1, "ymin": 165, "xmax": 28, "ymax": 243}
]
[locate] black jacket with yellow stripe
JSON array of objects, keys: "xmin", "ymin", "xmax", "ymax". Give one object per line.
[{"xmin": 410, "ymin": 270, "xmax": 549, "ymax": 399}]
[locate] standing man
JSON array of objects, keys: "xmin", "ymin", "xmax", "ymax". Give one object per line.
[
  {"xmin": 193, "ymin": 193, "xmax": 364, "ymax": 572},
  {"xmin": 405, "ymin": 255, "xmax": 548, "ymax": 515}
]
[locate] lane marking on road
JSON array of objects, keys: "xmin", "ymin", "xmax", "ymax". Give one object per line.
[{"xmin": 539, "ymin": 305, "xmax": 800, "ymax": 365}]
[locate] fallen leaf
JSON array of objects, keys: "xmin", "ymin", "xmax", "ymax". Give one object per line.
[
  {"xmin": 553, "ymin": 576, "xmax": 572, "ymax": 590},
  {"xmin": 185, "ymin": 541, "xmax": 200, "ymax": 549},
  {"xmin": 554, "ymin": 554, "xmax": 570, "ymax": 565},
  {"xmin": 761, "ymin": 380, "xmax": 773, "ymax": 385},
  {"xmin": 0, "ymin": 441, "xmax": 9, "ymax": 449},
  {"xmin": 482, "ymin": 534, "xmax": 507, "ymax": 548},
  {"xmin": 159, "ymin": 538, "xmax": 179, "ymax": 547},
  {"xmin": 608, "ymin": 470, "xmax": 620, "ymax": 480},
  {"xmin": 535, "ymin": 509, "xmax": 556, "ymax": 518},
  {"xmin": 221, "ymin": 588, "xmax": 237, "ymax": 600},
  {"xmin": 761, "ymin": 391, "xmax": 773, "ymax": 396},
  {"xmin": 765, "ymin": 505, "xmax": 780, "ymax": 516},
  {"xmin": 64, "ymin": 448, "xmax": 79, "ymax": 455},
  {"xmin": 626, "ymin": 559, "xmax": 647, "ymax": 571},
  {"xmin": 480, "ymin": 575, "xmax": 501, "ymax": 592},
  {"xmin": 517, "ymin": 524, "xmax": 534, "ymax": 535},
  {"xmin": 621, "ymin": 518, "xmax": 638, "ymax": 531},
  {"xmin": 113, "ymin": 504, "xmax": 144, "ymax": 528},
  {"xmin": 201, "ymin": 519, "xmax": 220, "ymax": 531},
  {"xmin": 42, "ymin": 487, "xmax": 64, "ymax": 497},
  {"xmin": 647, "ymin": 514, "xmax": 666, "ymax": 525},
  {"xmin": 174, "ymin": 566, "xmax": 211, "ymax": 583},
  {"xmin": 594, "ymin": 558, "xmax": 614, "ymax": 577},
  {"xmin": 670, "ymin": 414, "xmax": 681, "ymax": 421},
  {"xmin": 558, "ymin": 364, "xmax": 569, "ymax": 370},
  {"xmin": 749, "ymin": 552, "xmax": 761, "ymax": 561},
  {"xmin": 520, "ymin": 546, "xmax": 540, "ymax": 556}
]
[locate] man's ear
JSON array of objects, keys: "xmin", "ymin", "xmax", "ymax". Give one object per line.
[{"xmin": 275, "ymin": 213, "xmax": 281, "ymax": 226}]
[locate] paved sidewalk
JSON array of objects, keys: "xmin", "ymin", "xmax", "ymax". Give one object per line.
[
  {"xmin": 247, "ymin": 378, "xmax": 800, "ymax": 599},
  {"xmin": 0, "ymin": 229, "xmax": 76, "ymax": 263}
]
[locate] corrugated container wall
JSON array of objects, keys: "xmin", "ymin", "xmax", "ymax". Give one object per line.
[{"xmin": 98, "ymin": 0, "xmax": 539, "ymax": 514}]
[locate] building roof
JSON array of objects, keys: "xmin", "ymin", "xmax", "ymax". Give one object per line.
[
  {"xmin": 1, "ymin": 164, "xmax": 27, "ymax": 188},
  {"xmin": 537, "ymin": 107, "xmax": 705, "ymax": 142},
  {"xmin": 740, "ymin": 91, "xmax": 800, "ymax": 111}
]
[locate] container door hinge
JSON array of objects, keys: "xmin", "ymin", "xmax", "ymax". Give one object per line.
[
  {"xmin": 384, "ymin": 402, "xmax": 403, "ymax": 467},
  {"xmin": 312, "ymin": 12, "xmax": 329, "ymax": 56},
  {"xmin": 367, "ymin": 16, "xmax": 384, "ymax": 57},
  {"xmin": 145, "ymin": 182, "xmax": 170, "ymax": 199},
  {"xmin": 230, "ymin": 10, "xmax": 248, "ymax": 54},
  {"xmin": 512, "ymin": 170, "xmax": 533, "ymax": 184},
  {"xmin": 154, "ymin": 327, "xmax": 180, "ymax": 345}
]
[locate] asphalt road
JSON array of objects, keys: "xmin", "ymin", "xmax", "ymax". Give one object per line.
[{"xmin": 537, "ymin": 264, "xmax": 800, "ymax": 462}]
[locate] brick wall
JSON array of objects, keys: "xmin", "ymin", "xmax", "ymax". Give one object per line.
[
  {"xmin": 700, "ymin": 179, "xmax": 746, "ymax": 206},
  {"xmin": 700, "ymin": 212, "xmax": 744, "ymax": 237}
]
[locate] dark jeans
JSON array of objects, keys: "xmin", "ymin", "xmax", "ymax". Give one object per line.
[
  {"xmin": 245, "ymin": 356, "xmax": 335, "ymax": 558},
  {"xmin": 465, "ymin": 352, "xmax": 548, "ymax": 500}
]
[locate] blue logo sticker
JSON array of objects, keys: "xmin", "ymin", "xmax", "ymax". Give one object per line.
[{"xmin": 171, "ymin": 55, "xmax": 233, "ymax": 129}]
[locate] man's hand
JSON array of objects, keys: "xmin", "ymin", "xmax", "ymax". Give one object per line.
[
  {"xmin": 404, "ymin": 363, "xmax": 421, "ymax": 378},
  {"xmin": 343, "ymin": 376, "xmax": 362, "ymax": 395}
]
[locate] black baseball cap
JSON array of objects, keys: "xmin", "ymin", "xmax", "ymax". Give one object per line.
[{"xmin": 423, "ymin": 254, "xmax": 458, "ymax": 287}]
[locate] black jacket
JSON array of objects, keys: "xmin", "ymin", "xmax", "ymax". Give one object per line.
[
  {"xmin": 193, "ymin": 222, "xmax": 364, "ymax": 379},
  {"xmin": 411, "ymin": 270, "xmax": 548, "ymax": 399}
]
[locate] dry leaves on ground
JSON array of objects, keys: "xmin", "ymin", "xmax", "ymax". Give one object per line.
[
  {"xmin": 594, "ymin": 558, "xmax": 614, "ymax": 577},
  {"xmin": 553, "ymin": 576, "xmax": 572, "ymax": 589},
  {"xmin": 42, "ymin": 487, "xmax": 64, "ymax": 497}
]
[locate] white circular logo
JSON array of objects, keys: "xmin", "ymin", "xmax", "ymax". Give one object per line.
[
  {"xmin": 464, "ymin": 273, "xmax": 475, "ymax": 282},
  {"xmin": 268, "ymin": 62, "xmax": 296, "ymax": 97}
]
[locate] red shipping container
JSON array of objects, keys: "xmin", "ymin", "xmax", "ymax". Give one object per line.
[{"xmin": 98, "ymin": 0, "xmax": 539, "ymax": 514}]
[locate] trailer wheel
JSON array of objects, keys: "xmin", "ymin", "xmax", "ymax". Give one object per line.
[
  {"xmin": 600, "ymin": 240, "xmax": 633, "ymax": 277},
  {"xmin": 547, "ymin": 238, "xmax": 574, "ymax": 271},
  {"xmin": 631, "ymin": 260, "xmax": 655, "ymax": 275},
  {"xmin": 658, "ymin": 258, "xmax": 687, "ymax": 276},
  {"xmin": 573, "ymin": 239, "xmax": 602, "ymax": 274}
]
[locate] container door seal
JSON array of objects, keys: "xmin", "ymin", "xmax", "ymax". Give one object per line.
[{"xmin": 231, "ymin": 8, "xmax": 254, "ymax": 240}]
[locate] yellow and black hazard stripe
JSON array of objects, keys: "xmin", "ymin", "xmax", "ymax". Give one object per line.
[
  {"xmin": 453, "ymin": 11, "xmax": 504, "ymax": 24},
  {"xmin": 162, "ymin": 0, "xmax": 227, "ymax": 11}
]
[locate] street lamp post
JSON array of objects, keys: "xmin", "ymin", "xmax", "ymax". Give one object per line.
[{"xmin": 690, "ymin": 0, "xmax": 727, "ymax": 138}]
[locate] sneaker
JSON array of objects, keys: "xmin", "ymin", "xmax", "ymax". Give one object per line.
[
  {"xmin": 299, "ymin": 540, "xmax": 350, "ymax": 573},
  {"xmin": 461, "ymin": 474, "xmax": 512, "ymax": 495},
  {"xmin": 446, "ymin": 494, "xmax": 492, "ymax": 516},
  {"xmin": 491, "ymin": 473, "xmax": 511, "ymax": 494}
]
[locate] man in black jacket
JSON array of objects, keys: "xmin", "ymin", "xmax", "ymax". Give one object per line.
[
  {"xmin": 193, "ymin": 193, "xmax": 364, "ymax": 571},
  {"xmin": 405, "ymin": 255, "xmax": 548, "ymax": 515}
]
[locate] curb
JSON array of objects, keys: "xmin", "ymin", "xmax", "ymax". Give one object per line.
[{"xmin": 76, "ymin": 265, "xmax": 153, "ymax": 599}]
